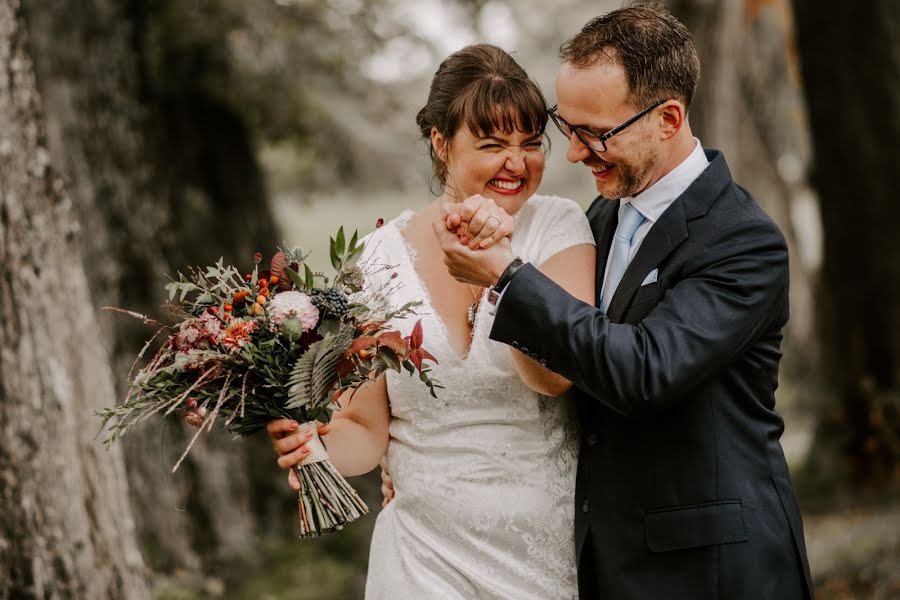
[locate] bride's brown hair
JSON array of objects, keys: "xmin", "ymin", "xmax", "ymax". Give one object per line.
[{"xmin": 416, "ymin": 44, "xmax": 548, "ymax": 188}]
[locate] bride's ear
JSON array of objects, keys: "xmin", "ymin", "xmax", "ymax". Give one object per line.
[{"xmin": 431, "ymin": 127, "xmax": 449, "ymax": 162}]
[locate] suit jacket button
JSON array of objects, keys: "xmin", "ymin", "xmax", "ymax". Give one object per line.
[
  {"xmin": 539, "ymin": 358, "xmax": 548, "ymax": 367},
  {"xmin": 587, "ymin": 433, "xmax": 599, "ymax": 447},
  {"xmin": 520, "ymin": 346, "xmax": 530, "ymax": 354},
  {"xmin": 511, "ymin": 341, "xmax": 519, "ymax": 349},
  {"xmin": 582, "ymin": 499, "xmax": 589, "ymax": 513}
]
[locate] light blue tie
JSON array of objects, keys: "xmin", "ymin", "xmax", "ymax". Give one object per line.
[{"xmin": 601, "ymin": 202, "xmax": 646, "ymax": 313}]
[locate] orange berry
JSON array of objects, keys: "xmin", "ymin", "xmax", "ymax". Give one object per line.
[
  {"xmin": 270, "ymin": 275, "xmax": 280, "ymax": 285},
  {"xmin": 256, "ymin": 294, "xmax": 267, "ymax": 305},
  {"xmin": 258, "ymin": 278, "xmax": 268, "ymax": 288},
  {"xmin": 260, "ymin": 287, "xmax": 270, "ymax": 297},
  {"xmin": 224, "ymin": 304, "xmax": 233, "ymax": 312}
]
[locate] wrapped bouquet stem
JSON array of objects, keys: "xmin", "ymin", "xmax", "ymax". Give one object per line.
[
  {"xmin": 98, "ymin": 228, "xmax": 439, "ymax": 538},
  {"xmin": 293, "ymin": 422, "xmax": 368, "ymax": 537}
]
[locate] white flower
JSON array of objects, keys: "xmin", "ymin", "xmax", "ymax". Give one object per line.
[{"xmin": 267, "ymin": 291, "xmax": 319, "ymax": 332}]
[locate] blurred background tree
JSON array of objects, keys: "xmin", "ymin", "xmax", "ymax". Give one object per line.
[
  {"xmin": 1, "ymin": 0, "xmax": 897, "ymax": 598},
  {"xmin": 0, "ymin": 1, "xmax": 147, "ymax": 596},
  {"xmin": 792, "ymin": 0, "xmax": 900, "ymax": 500}
]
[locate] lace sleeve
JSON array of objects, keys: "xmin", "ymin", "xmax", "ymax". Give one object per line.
[{"xmin": 531, "ymin": 196, "xmax": 595, "ymax": 266}]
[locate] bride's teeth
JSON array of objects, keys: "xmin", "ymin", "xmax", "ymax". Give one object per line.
[{"xmin": 490, "ymin": 179, "xmax": 523, "ymax": 190}]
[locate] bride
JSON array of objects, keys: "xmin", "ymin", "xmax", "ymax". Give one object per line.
[{"xmin": 268, "ymin": 44, "xmax": 596, "ymax": 599}]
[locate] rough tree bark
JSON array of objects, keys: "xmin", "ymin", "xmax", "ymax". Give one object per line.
[
  {"xmin": 792, "ymin": 0, "xmax": 900, "ymax": 493},
  {"xmin": 0, "ymin": 0, "xmax": 148, "ymax": 597},
  {"xmin": 668, "ymin": 0, "xmax": 818, "ymax": 378},
  {"xmin": 21, "ymin": 0, "xmax": 289, "ymax": 575}
]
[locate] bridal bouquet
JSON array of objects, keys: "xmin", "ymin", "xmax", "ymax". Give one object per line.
[{"xmin": 99, "ymin": 228, "xmax": 438, "ymax": 537}]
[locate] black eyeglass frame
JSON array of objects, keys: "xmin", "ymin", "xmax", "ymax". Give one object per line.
[{"xmin": 548, "ymin": 98, "xmax": 666, "ymax": 153}]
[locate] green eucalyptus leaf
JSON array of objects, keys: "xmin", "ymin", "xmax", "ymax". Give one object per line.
[
  {"xmin": 347, "ymin": 243, "xmax": 365, "ymax": 266},
  {"xmin": 336, "ymin": 227, "xmax": 346, "ymax": 257},
  {"xmin": 284, "ymin": 266, "xmax": 306, "ymax": 291},
  {"xmin": 329, "ymin": 238, "xmax": 341, "ymax": 270}
]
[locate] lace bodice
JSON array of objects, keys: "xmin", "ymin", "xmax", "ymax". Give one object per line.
[{"xmin": 359, "ymin": 195, "xmax": 595, "ymax": 599}]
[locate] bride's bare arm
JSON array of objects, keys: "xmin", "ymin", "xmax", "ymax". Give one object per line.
[
  {"xmin": 507, "ymin": 244, "xmax": 596, "ymax": 396},
  {"xmin": 268, "ymin": 375, "xmax": 390, "ymax": 482}
]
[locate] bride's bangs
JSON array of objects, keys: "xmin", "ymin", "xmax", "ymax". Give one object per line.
[{"xmin": 451, "ymin": 77, "xmax": 548, "ymax": 139}]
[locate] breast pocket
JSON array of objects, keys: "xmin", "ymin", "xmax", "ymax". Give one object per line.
[
  {"xmin": 631, "ymin": 281, "xmax": 660, "ymax": 306},
  {"xmin": 624, "ymin": 282, "xmax": 660, "ymax": 321}
]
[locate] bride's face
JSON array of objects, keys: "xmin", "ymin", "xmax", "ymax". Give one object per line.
[{"xmin": 434, "ymin": 123, "xmax": 545, "ymax": 215}]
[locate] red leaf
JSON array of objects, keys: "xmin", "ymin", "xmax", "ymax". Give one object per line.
[
  {"xmin": 418, "ymin": 348, "xmax": 438, "ymax": 365},
  {"xmin": 346, "ymin": 336, "xmax": 378, "ymax": 357},
  {"xmin": 409, "ymin": 349, "xmax": 423, "ymax": 371},
  {"xmin": 336, "ymin": 357, "xmax": 354, "ymax": 379},
  {"xmin": 377, "ymin": 331, "xmax": 409, "ymax": 354},
  {"xmin": 359, "ymin": 320, "xmax": 386, "ymax": 334},
  {"xmin": 410, "ymin": 319, "xmax": 424, "ymax": 349}
]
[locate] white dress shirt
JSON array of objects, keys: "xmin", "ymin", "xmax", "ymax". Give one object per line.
[{"xmin": 599, "ymin": 139, "xmax": 709, "ymax": 294}]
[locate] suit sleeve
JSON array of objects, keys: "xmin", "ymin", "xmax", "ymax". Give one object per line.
[{"xmin": 489, "ymin": 217, "xmax": 789, "ymax": 419}]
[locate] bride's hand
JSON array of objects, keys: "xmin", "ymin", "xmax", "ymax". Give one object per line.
[
  {"xmin": 266, "ymin": 419, "xmax": 330, "ymax": 490},
  {"xmin": 433, "ymin": 218, "xmax": 515, "ymax": 287},
  {"xmin": 442, "ymin": 195, "xmax": 514, "ymax": 250}
]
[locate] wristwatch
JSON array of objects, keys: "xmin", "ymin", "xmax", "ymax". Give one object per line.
[{"xmin": 487, "ymin": 257, "xmax": 526, "ymax": 305}]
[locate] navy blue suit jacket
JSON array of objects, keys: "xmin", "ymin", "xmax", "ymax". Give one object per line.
[{"xmin": 491, "ymin": 150, "xmax": 813, "ymax": 599}]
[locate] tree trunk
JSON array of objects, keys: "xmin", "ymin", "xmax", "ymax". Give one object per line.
[
  {"xmin": 792, "ymin": 0, "xmax": 900, "ymax": 493},
  {"xmin": 22, "ymin": 0, "xmax": 289, "ymax": 575},
  {"xmin": 668, "ymin": 0, "xmax": 819, "ymax": 379},
  {"xmin": 0, "ymin": 0, "xmax": 148, "ymax": 597}
]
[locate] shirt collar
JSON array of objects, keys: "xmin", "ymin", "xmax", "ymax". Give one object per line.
[{"xmin": 621, "ymin": 138, "xmax": 709, "ymax": 223}]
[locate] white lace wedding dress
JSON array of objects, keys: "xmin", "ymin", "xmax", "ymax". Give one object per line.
[{"xmin": 358, "ymin": 195, "xmax": 595, "ymax": 600}]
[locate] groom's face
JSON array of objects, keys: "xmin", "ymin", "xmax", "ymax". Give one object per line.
[{"xmin": 556, "ymin": 61, "xmax": 663, "ymax": 200}]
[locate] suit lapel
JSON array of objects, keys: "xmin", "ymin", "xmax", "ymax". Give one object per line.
[
  {"xmin": 588, "ymin": 198, "xmax": 619, "ymax": 306},
  {"xmin": 607, "ymin": 197, "xmax": 689, "ymax": 322},
  {"xmin": 589, "ymin": 148, "xmax": 733, "ymax": 321}
]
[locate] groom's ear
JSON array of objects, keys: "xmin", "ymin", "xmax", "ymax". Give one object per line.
[
  {"xmin": 657, "ymin": 101, "xmax": 685, "ymax": 140},
  {"xmin": 431, "ymin": 127, "xmax": 449, "ymax": 162}
]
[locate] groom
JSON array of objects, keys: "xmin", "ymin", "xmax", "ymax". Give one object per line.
[{"xmin": 434, "ymin": 4, "xmax": 813, "ymax": 599}]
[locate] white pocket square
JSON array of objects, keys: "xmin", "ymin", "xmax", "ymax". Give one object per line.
[{"xmin": 641, "ymin": 269, "xmax": 658, "ymax": 286}]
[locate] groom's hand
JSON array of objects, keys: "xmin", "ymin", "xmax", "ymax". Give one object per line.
[
  {"xmin": 442, "ymin": 195, "xmax": 514, "ymax": 250},
  {"xmin": 433, "ymin": 217, "xmax": 514, "ymax": 287},
  {"xmin": 380, "ymin": 459, "xmax": 395, "ymax": 507}
]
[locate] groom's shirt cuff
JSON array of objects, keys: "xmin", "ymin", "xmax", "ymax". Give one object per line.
[{"xmin": 488, "ymin": 288, "xmax": 508, "ymax": 316}]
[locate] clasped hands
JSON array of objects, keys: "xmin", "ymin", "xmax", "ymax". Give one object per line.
[{"xmin": 431, "ymin": 194, "xmax": 517, "ymax": 288}]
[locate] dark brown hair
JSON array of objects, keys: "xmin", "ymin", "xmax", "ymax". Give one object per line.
[
  {"xmin": 416, "ymin": 44, "xmax": 548, "ymax": 186},
  {"xmin": 560, "ymin": 2, "xmax": 700, "ymax": 110}
]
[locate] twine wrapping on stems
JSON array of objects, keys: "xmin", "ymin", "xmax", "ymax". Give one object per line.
[
  {"xmin": 298, "ymin": 421, "xmax": 330, "ymax": 465},
  {"xmin": 294, "ymin": 420, "xmax": 369, "ymax": 538}
]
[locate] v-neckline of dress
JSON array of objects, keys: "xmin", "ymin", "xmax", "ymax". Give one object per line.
[{"xmin": 394, "ymin": 209, "xmax": 486, "ymax": 363}]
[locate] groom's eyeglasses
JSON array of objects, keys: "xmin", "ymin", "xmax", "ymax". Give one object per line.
[{"xmin": 548, "ymin": 99, "xmax": 666, "ymax": 153}]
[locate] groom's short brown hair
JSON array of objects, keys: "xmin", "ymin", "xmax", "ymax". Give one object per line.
[{"xmin": 560, "ymin": 2, "xmax": 700, "ymax": 111}]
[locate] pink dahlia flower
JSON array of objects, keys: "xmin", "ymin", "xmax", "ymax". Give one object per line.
[{"xmin": 267, "ymin": 291, "xmax": 319, "ymax": 332}]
